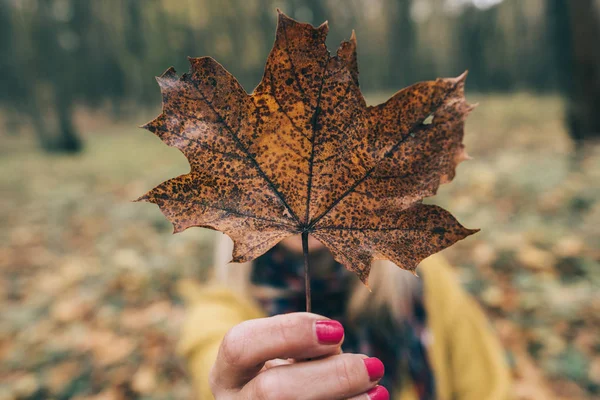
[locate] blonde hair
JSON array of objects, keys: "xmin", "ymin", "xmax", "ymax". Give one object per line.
[{"xmin": 212, "ymin": 233, "xmax": 421, "ymax": 322}]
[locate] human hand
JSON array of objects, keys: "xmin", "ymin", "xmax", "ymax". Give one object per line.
[{"xmin": 209, "ymin": 312, "xmax": 388, "ymax": 399}]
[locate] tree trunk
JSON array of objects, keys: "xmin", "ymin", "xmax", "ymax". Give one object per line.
[
  {"xmin": 53, "ymin": 92, "xmax": 83, "ymax": 153},
  {"xmin": 27, "ymin": 87, "xmax": 83, "ymax": 153},
  {"xmin": 26, "ymin": 99, "xmax": 56, "ymax": 152},
  {"xmin": 565, "ymin": 0, "xmax": 600, "ymax": 144},
  {"xmin": 387, "ymin": 0, "xmax": 415, "ymax": 88}
]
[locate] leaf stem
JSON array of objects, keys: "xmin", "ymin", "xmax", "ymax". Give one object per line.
[{"xmin": 302, "ymin": 231, "xmax": 311, "ymax": 313}]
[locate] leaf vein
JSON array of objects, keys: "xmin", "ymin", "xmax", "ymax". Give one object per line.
[
  {"xmin": 189, "ymin": 81, "xmax": 302, "ymax": 224},
  {"xmin": 309, "ymin": 81, "xmax": 462, "ymax": 229}
]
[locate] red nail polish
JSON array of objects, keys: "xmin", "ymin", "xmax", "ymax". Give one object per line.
[
  {"xmin": 363, "ymin": 357, "xmax": 385, "ymax": 381},
  {"xmin": 315, "ymin": 320, "xmax": 344, "ymax": 344},
  {"xmin": 367, "ymin": 385, "xmax": 389, "ymax": 400}
]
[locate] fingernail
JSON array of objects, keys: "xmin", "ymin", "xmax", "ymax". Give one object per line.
[
  {"xmin": 367, "ymin": 385, "xmax": 389, "ymax": 400},
  {"xmin": 315, "ymin": 320, "xmax": 344, "ymax": 344},
  {"xmin": 363, "ymin": 357, "xmax": 385, "ymax": 381}
]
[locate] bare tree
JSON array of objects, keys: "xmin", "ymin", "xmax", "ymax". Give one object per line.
[
  {"xmin": 549, "ymin": 0, "xmax": 600, "ymax": 145},
  {"xmin": 566, "ymin": 0, "xmax": 600, "ymax": 144}
]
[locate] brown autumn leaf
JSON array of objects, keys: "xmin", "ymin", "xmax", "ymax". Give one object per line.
[{"xmin": 137, "ymin": 10, "xmax": 478, "ymax": 285}]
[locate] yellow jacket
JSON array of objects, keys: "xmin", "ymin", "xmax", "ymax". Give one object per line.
[{"xmin": 177, "ymin": 256, "xmax": 512, "ymax": 399}]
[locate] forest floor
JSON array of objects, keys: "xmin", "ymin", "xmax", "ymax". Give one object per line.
[{"xmin": 1, "ymin": 93, "xmax": 599, "ymax": 399}]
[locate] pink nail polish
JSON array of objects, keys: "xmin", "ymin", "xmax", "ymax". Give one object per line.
[
  {"xmin": 367, "ymin": 386, "xmax": 389, "ymax": 400},
  {"xmin": 315, "ymin": 320, "xmax": 344, "ymax": 344},
  {"xmin": 363, "ymin": 357, "xmax": 385, "ymax": 381}
]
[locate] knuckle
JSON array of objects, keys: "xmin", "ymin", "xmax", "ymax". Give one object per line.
[
  {"xmin": 252, "ymin": 372, "xmax": 283, "ymax": 400},
  {"xmin": 334, "ymin": 356, "xmax": 359, "ymax": 395},
  {"xmin": 220, "ymin": 323, "xmax": 248, "ymax": 367}
]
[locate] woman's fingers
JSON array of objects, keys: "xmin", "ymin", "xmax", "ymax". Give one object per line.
[
  {"xmin": 209, "ymin": 313, "xmax": 388, "ymax": 400},
  {"xmin": 242, "ymin": 354, "xmax": 385, "ymax": 400},
  {"xmin": 210, "ymin": 313, "xmax": 344, "ymax": 391}
]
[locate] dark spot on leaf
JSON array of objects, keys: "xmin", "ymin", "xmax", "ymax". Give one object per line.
[
  {"xmin": 432, "ymin": 227, "xmax": 446, "ymax": 235},
  {"xmin": 136, "ymin": 11, "xmax": 477, "ymax": 287}
]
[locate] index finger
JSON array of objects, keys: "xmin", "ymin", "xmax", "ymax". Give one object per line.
[{"xmin": 210, "ymin": 312, "xmax": 344, "ymax": 390}]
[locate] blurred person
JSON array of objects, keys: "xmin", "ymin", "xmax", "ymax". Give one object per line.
[{"xmin": 177, "ymin": 234, "xmax": 511, "ymax": 399}]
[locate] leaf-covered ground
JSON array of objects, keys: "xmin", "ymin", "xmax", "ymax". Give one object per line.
[{"xmin": 1, "ymin": 93, "xmax": 599, "ymax": 399}]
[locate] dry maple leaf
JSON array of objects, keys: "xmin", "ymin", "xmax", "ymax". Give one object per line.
[{"xmin": 137, "ymin": 11, "xmax": 478, "ymax": 286}]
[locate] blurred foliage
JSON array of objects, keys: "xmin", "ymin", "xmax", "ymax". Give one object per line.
[
  {"xmin": 0, "ymin": 0, "xmax": 564, "ymax": 100},
  {"xmin": 1, "ymin": 0, "xmax": 586, "ymax": 152}
]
